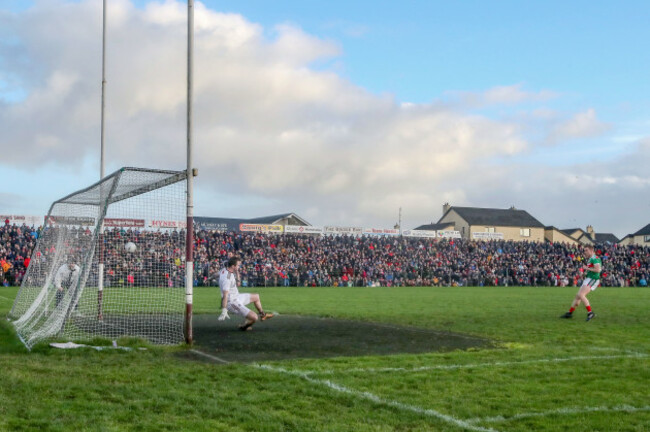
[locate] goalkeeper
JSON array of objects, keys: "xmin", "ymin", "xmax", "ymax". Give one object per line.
[
  {"xmin": 218, "ymin": 256, "xmax": 274, "ymax": 331},
  {"xmin": 54, "ymin": 259, "xmax": 81, "ymax": 307}
]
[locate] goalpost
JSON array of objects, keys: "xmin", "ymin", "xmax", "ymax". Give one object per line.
[{"xmin": 9, "ymin": 167, "xmax": 188, "ymax": 350}]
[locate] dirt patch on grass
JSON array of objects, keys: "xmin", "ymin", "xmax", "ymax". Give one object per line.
[{"xmin": 185, "ymin": 314, "xmax": 492, "ymax": 363}]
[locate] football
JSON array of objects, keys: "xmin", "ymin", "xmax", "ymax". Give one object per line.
[{"xmin": 124, "ymin": 242, "xmax": 137, "ymax": 253}]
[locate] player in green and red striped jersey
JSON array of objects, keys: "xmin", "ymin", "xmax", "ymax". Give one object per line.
[{"xmin": 561, "ymin": 245, "xmax": 600, "ymax": 321}]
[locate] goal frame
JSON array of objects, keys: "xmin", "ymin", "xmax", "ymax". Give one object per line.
[{"xmin": 9, "ymin": 166, "xmax": 191, "ymax": 349}]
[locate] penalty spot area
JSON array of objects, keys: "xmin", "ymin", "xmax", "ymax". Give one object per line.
[{"xmin": 184, "ymin": 314, "xmax": 493, "ymax": 363}]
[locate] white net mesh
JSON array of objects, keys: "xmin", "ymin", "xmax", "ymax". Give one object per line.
[{"xmin": 9, "ymin": 167, "xmax": 187, "ymax": 350}]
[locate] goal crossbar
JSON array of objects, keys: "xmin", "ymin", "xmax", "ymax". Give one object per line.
[{"xmin": 52, "ymin": 167, "xmax": 187, "ymax": 207}]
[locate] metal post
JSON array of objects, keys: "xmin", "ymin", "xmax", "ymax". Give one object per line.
[
  {"xmin": 397, "ymin": 207, "xmax": 402, "ymax": 235},
  {"xmin": 97, "ymin": 0, "xmax": 107, "ymax": 320},
  {"xmin": 185, "ymin": 0, "xmax": 195, "ymax": 345}
]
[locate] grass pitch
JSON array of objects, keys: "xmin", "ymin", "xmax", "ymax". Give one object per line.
[{"xmin": 1, "ymin": 286, "xmax": 649, "ymax": 431}]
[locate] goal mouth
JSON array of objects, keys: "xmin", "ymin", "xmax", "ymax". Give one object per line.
[
  {"xmin": 64, "ymin": 312, "xmax": 184, "ymax": 346},
  {"xmin": 184, "ymin": 314, "xmax": 493, "ymax": 363},
  {"xmin": 9, "ymin": 167, "xmax": 188, "ymax": 350}
]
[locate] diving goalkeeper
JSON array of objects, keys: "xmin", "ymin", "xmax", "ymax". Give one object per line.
[{"xmin": 218, "ymin": 256, "xmax": 274, "ymax": 331}]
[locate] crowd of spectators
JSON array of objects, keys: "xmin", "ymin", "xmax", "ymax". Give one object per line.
[
  {"xmin": 196, "ymin": 231, "xmax": 649, "ymax": 288},
  {"xmin": 2, "ymin": 222, "xmax": 649, "ymax": 288},
  {"xmin": 0, "ymin": 223, "xmax": 39, "ymax": 287}
]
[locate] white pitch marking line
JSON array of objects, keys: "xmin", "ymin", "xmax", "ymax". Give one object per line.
[
  {"xmin": 588, "ymin": 347, "xmax": 648, "ymax": 356},
  {"xmin": 0, "ymin": 295, "xmax": 12, "ymax": 302},
  {"xmin": 303, "ymin": 353, "xmax": 650, "ymax": 376},
  {"xmin": 190, "ymin": 349, "xmax": 498, "ymax": 432},
  {"xmin": 466, "ymin": 404, "xmax": 650, "ymax": 425},
  {"xmin": 190, "ymin": 348, "xmax": 231, "ymax": 364},
  {"xmin": 588, "ymin": 347, "xmax": 623, "ymax": 352},
  {"xmin": 255, "ymin": 363, "xmax": 500, "ymax": 432}
]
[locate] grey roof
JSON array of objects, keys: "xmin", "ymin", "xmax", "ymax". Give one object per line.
[
  {"xmin": 440, "ymin": 206, "xmax": 544, "ymax": 228},
  {"xmin": 413, "ymin": 222, "xmax": 455, "ymax": 231},
  {"xmin": 246, "ymin": 213, "xmax": 309, "ymax": 225},
  {"xmin": 595, "ymin": 233, "xmax": 619, "ymax": 243},
  {"xmin": 194, "ymin": 213, "xmax": 310, "ymax": 231},
  {"xmin": 561, "ymin": 228, "xmax": 584, "ymax": 236},
  {"xmin": 632, "ymin": 223, "xmax": 650, "ymax": 236},
  {"xmin": 557, "ymin": 228, "xmax": 618, "ymax": 244}
]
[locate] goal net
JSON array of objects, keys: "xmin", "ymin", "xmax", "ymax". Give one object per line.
[{"xmin": 9, "ymin": 167, "xmax": 188, "ymax": 350}]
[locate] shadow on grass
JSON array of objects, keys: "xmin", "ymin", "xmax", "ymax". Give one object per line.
[{"xmin": 185, "ymin": 314, "xmax": 493, "ymax": 363}]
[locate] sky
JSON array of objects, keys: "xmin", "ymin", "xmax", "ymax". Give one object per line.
[{"xmin": 0, "ymin": 0, "xmax": 649, "ymax": 237}]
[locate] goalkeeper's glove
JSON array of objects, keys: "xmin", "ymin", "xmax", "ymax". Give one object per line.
[{"xmin": 218, "ymin": 308, "xmax": 230, "ymax": 321}]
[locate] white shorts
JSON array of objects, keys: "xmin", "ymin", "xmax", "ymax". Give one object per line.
[
  {"xmin": 226, "ymin": 293, "xmax": 252, "ymax": 317},
  {"xmin": 581, "ymin": 278, "xmax": 601, "ymax": 291}
]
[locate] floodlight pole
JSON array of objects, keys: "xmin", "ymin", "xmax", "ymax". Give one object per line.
[
  {"xmin": 185, "ymin": 0, "xmax": 195, "ymax": 345},
  {"xmin": 97, "ymin": 0, "xmax": 107, "ymax": 320}
]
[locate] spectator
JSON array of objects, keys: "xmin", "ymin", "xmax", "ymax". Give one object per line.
[{"xmin": 1, "ymin": 222, "xmax": 649, "ymax": 288}]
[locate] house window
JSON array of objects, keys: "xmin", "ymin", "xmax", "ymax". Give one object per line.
[
  {"xmin": 485, "ymin": 227, "xmax": 495, "ymax": 233},
  {"xmin": 520, "ymin": 228, "xmax": 531, "ymax": 237},
  {"xmin": 644, "ymin": 235, "xmax": 650, "ymax": 243}
]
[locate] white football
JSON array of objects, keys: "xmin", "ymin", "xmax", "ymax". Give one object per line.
[{"xmin": 124, "ymin": 242, "xmax": 137, "ymax": 253}]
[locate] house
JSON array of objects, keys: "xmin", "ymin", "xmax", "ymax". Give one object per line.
[
  {"xmin": 557, "ymin": 225, "xmax": 619, "ymax": 246},
  {"xmin": 594, "ymin": 232, "xmax": 619, "ymax": 244},
  {"xmin": 436, "ymin": 204, "xmax": 545, "ymax": 242},
  {"xmin": 618, "ymin": 223, "xmax": 650, "ymax": 246},
  {"xmin": 544, "ymin": 226, "xmax": 580, "ymax": 246},
  {"xmin": 561, "ymin": 227, "xmax": 594, "ymax": 245},
  {"xmin": 194, "ymin": 213, "xmax": 310, "ymax": 231},
  {"xmin": 245, "ymin": 213, "xmax": 311, "ymax": 226}
]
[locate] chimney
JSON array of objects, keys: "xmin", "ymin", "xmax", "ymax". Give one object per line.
[
  {"xmin": 586, "ymin": 225, "xmax": 595, "ymax": 241},
  {"xmin": 442, "ymin": 202, "xmax": 451, "ymax": 216}
]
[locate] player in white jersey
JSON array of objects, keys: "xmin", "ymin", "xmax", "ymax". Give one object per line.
[
  {"xmin": 54, "ymin": 260, "xmax": 81, "ymax": 307},
  {"xmin": 218, "ymin": 256, "xmax": 274, "ymax": 331}
]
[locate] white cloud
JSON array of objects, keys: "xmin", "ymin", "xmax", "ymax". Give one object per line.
[
  {"xmin": 453, "ymin": 137, "xmax": 650, "ymax": 237},
  {"xmin": 0, "ymin": 1, "xmax": 646, "ymax": 236},
  {"xmin": 449, "ymin": 83, "xmax": 557, "ymax": 108},
  {"xmin": 549, "ymin": 108, "xmax": 610, "ymax": 142}
]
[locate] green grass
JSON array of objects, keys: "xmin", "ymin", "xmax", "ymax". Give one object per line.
[{"xmin": 1, "ymin": 285, "xmax": 649, "ymax": 431}]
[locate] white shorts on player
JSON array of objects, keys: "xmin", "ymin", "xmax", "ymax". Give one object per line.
[
  {"xmin": 226, "ymin": 293, "xmax": 252, "ymax": 317},
  {"xmin": 581, "ymin": 277, "xmax": 601, "ymax": 292}
]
